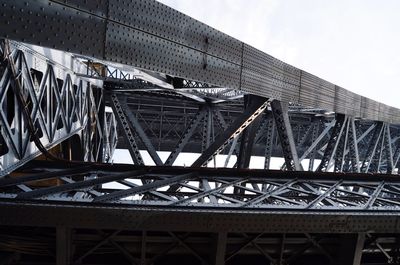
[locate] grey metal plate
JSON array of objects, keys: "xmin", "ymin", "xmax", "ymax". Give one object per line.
[
  {"xmin": 0, "ymin": 0, "xmax": 106, "ymax": 58},
  {"xmin": 50, "ymin": 0, "xmax": 109, "ymax": 17},
  {"xmin": 299, "ymin": 71, "xmax": 335, "ymax": 111},
  {"xmin": 1, "ymin": 0, "xmax": 399, "ymax": 123},
  {"xmin": 241, "ymin": 68, "xmax": 298, "ymax": 103},
  {"xmin": 361, "ymin": 97, "xmax": 380, "ymax": 121},
  {"xmin": 1, "ymin": 201, "xmax": 400, "ymax": 233},
  {"xmin": 334, "ymin": 86, "xmax": 361, "ymax": 117},
  {"xmin": 242, "ymin": 44, "xmax": 300, "ymax": 103},
  {"xmin": 108, "ymin": 0, "xmax": 243, "ymax": 65},
  {"xmin": 105, "ymin": 22, "xmax": 241, "ymax": 89}
]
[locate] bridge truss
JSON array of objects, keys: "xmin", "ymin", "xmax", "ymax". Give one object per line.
[{"xmin": 0, "ymin": 0, "xmax": 400, "ymax": 264}]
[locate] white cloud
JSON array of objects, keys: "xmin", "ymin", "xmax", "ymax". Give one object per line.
[{"xmin": 157, "ymin": 0, "xmax": 400, "ymax": 108}]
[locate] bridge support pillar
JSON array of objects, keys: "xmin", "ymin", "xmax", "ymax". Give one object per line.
[{"xmin": 271, "ymin": 100, "xmax": 301, "ymax": 171}]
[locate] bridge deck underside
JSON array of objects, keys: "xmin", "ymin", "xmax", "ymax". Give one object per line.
[
  {"xmin": 0, "ymin": 162, "xmax": 399, "ymax": 264},
  {"xmin": 0, "ymin": 226, "xmax": 396, "ymax": 265}
]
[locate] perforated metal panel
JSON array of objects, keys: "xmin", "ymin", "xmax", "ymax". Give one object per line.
[
  {"xmin": 51, "ymin": 0, "xmax": 109, "ymax": 17},
  {"xmin": 361, "ymin": 97, "xmax": 380, "ymax": 121},
  {"xmin": 242, "ymin": 44, "xmax": 300, "ymax": 103},
  {"xmin": 108, "ymin": 0, "xmax": 243, "ymax": 65},
  {"xmin": 0, "ymin": 0, "xmax": 106, "ymax": 58},
  {"xmin": 1, "ymin": 201, "xmax": 400, "ymax": 233},
  {"xmin": 104, "ymin": 22, "xmax": 241, "ymax": 89},
  {"xmin": 1, "ymin": 0, "xmax": 399, "ymax": 123},
  {"xmin": 299, "ymin": 71, "xmax": 335, "ymax": 111},
  {"xmin": 379, "ymin": 103, "xmax": 390, "ymax": 123},
  {"xmin": 333, "ymin": 86, "xmax": 361, "ymax": 117}
]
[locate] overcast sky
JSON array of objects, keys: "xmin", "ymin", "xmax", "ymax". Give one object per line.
[{"xmin": 157, "ymin": 0, "xmax": 400, "ymax": 108}]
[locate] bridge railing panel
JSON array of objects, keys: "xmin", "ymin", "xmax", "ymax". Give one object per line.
[
  {"xmin": 1, "ymin": 0, "xmax": 399, "ymax": 124},
  {"xmin": 299, "ymin": 71, "xmax": 336, "ymax": 111}
]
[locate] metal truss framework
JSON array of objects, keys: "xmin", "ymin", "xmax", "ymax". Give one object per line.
[
  {"xmin": 0, "ymin": 0, "xmax": 400, "ymax": 264},
  {"xmin": 0, "ymin": 26, "xmax": 399, "ymax": 265},
  {"xmin": 111, "ymin": 88, "xmax": 400, "ymax": 175},
  {"xmin": 3, "ymin": 161, "xmax": 400, "ymax": 211},
  {"xmin": 0, "ymin": 0, "xmax": 398, "ymax": 176},
  {"xmin": 0, "ymin": 41, "xmax": 117, "ymax": 176},
  {"xmin": 1, "ymin": 162, "xmax": 400, "ymax": 264}
]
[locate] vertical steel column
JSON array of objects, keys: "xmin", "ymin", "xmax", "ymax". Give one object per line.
[
  {"xmin": 140, "ymin": 231, "xmax": 146, "ymax": 265},
  {"xmin": 279, "ymin": 233, "xmax": 285, "ymax": 265},
  {"xmin": 334, "ymin": 118, "xmax": 350, "ymax": 172},
  {"xmin": 384, "ymin": 125, "xmax": 394, "ymax": 173},
  {"xmin": 205, "ymin": 107, "xmax": 216, "ymax": 167},
  {"xmin": 263, "ymin": 112, "xmax": 276, "ymax": 170},
  {"xmin": 353, "ymin": 233, "xmax": 366, "ymax": 265},
  {"xmin": 317, "ymin": 114, "xmax": 346, "ymax": 172},
  {"xmin": 270, "ymin": 100, "xmax": 301, "ymax": 171},
  {"xmin": 361, "ymin": 122, "xmax": 384, "ymax": 173},
  {"xmin": 56, "ymin": 226, "xmax": 72, "ymax": 265},
  {"xmin": 224, "ymin": 137, "xmax": 239, "ymax": 167},
  {"xmin": 237, "ymin": 96, "xmax": 264, "ymax": 169},
  {"xmin": 308, "ymin": 120, "xmax": 321, "ymax": 171},
  {"xmin": 393, "ymin": 145, "xmax": 400, "ymax": 174},
  {"xmin": 368, "ymin": 124, "xmax": 386, "ymax": 173},
  {"xmin": 212, "ymin": 232, "xmax": 227, "ymax": 265},
  {"xmin": 202, "ymin": 106, "xmax": 212, "ymax": 153},
  {"xmin": 236, "ymin": 122, "xmax": 258, "ymax": 168},
  {"xmin": 346, "ymin": 118, "xmax": 361, "ymax": 173}
]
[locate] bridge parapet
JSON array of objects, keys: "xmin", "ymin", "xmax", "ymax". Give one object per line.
[{"xmin": 0, "ymin": 0, "xmax": 399, "ymax": 122}]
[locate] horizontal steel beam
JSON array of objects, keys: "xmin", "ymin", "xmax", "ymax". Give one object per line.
[
  {"xmin": 0, "ymin": 200, "xmax": 400, "ymax": 233},
  {"xmin": 4, "ymin": 163, "xmax": 400, "ymax": 216}
]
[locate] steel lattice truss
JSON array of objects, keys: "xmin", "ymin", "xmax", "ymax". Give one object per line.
[
  {"xmin": 2, "ymin": 162, "xmax": 400, "ymax": 211},
  {"xmin": 1, "ymin": 0, "xmax": 400, "ymax": 264},
  {"xmin": 0, "ymin": 40, "xmax": 118, "ymax": 176},
  {"xmin": 0, "ymin": 17, "xmax": 400, "ymax": 265},
  {"xmin": 1, "ymin": 162, "xmax": 400, "ymax": 264},
  {"xmin": 110, "ymin": 89, "xmax": 400, "ymax": 175}
]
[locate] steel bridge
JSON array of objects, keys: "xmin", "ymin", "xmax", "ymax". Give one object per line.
[{"xmin": 0, "ymin": 0, "xmax": 400, "ymax": 264}]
